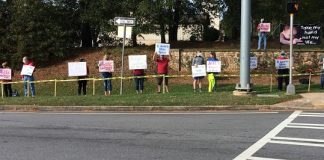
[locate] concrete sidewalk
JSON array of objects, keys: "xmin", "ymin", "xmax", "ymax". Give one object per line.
[{"xmin": 0, "ymin": 93, "xmax": 323, "ymax": 112}]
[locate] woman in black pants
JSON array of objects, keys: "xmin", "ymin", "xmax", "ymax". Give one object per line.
[
  {"xmin": 77, "ymin": 59, "xmax": 89, "ymax": 95},
  {"xmin": 2, "ymin": 62, "xmax": 13, "ymax": 97}
]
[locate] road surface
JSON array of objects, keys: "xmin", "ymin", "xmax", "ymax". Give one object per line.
[{"xmin": 0, "ymin": 111, "xmax": 323, "ymax": 160}]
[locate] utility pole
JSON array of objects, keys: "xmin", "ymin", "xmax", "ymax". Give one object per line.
[{"xmin": 234, "ymin": 0, "xmax": 252, "ymax": 95}]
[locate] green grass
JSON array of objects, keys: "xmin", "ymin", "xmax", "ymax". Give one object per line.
[{"xmin": 0, "ymin": 79, "xmax": 308, "ymax": 106}]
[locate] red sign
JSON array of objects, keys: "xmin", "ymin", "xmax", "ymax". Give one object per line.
[
  {"xmin": 258, "ymin": 23, "xmax": 271, "ymax": 32},
  {"xmin": 98, "ymin": 60, "xmax": 114, "ymax": 72}
]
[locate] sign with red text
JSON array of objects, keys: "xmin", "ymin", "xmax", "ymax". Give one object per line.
[
  {"xmin": 0, "ymin": 69, "xmax": 12, "ymax": 80},
  {"xmin": 259, "ymin": 23, "xmax": 271, "ymax": 32},
  {"xmin": 206, "ymin": 61, "xmax": 221, "ymax": 73},
  {"xmin": 98, "ymin": 60, "xmax": 114, "ymax": 72}
]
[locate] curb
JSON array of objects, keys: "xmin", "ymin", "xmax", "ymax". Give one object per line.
[{"xmin": 0, "ymin": 105, "xmax": 322, "ymax": 112}]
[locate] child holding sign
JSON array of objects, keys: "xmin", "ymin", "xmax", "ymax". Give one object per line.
[
  {"xmin": 206, "ymin": 52, "xmax": 219, "ymax": 92},
  {"xmin": 1, "ymin": 62, "xmax": 13, "ymax": 97},
  {"xmin": 98, "ymin": 55, "xmax": 113, "ymax": 96},
  {"xmin": 153, "ymin": 52, "xmax": 172, "ymax": 93},
  {"xmin": 21, "ymin": 56, "xmax": 36, "ymax": 97}
]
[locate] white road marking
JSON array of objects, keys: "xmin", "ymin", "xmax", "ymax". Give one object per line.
[
  {"xmin": 248, "ymin": 157, "xmax": 287, "ymax": 160},
  {"xmin": 301, "ymin": 112, "xmax": 324, "ymax": 115},
  {"xmin": 299, "ymin": 115, "xmax": 324, "ymax": 118},
  {"xmin": 286, "ymin": 125, "xmax": 324, "ymax": 130},
  {"xmin": 269, "ymin": 140, "xmax": 324, "ymax": 148},
  {"xmin": 272, "ymin": 137, "xmax": 324, "ymax": 143},
  {"xmin": 289, "ymin": 123, "xmax": 324, "ymax": 127},
  {"xmin": 233, "ymin": 111, "xmax": 302, "ymax": 160},
  {"xmin": 18, "ymin": 112, "xmax": 279, "ymax": 115}
]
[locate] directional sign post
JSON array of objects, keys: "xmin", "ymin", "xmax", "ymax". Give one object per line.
[{"xmin": 114, "ymin": 17, "xmax": 136, "ymax": 95}]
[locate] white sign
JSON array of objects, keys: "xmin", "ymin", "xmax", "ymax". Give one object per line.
[
  {"xmin": 206, "ymin": 61, "xmax": 221, "ymax": 72},
  {"xmin": 98, "ymin": 60, "xmax": 114, "ymax": 72},
  {"xmin": 128, "ymin": 55, "xmax": 147, "ymax": 70},
  {"xmin": 114, "ymin": 17, "xmax": 136, "ymax": 26},
  {"xmin": 250, "ymin": 57, "xmax": 258, "ymax": 69},
  {"xmin": 68, "ymin": 62, "xmax": 87, "ymax": 77},
  {"xmin": 20, "ymin": 65, "xmax": 35, "ymax": 76},
  {"xmin": 275, "ymin": 59, "xmax": 290, "ymax": 69},
  {"xmin": 192, "ymin": 65, "xmax": 207, "ymax": 77},
  {"xmin": 155, "ymin": 43, "xmax": 170, "ymax": 55},
  {"xmin": 0, "ymin": 69, "xmax": 12, "ymax": 80},
  {"xmin": 117, "ymin": 26, "xmax": 132, "ymax": 39}
]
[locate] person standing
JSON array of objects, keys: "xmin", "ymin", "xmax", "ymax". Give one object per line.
[
  {"xmin": 277, "ymin": 51, "xmax": 289, "ymax": 91},
  {"xmin": 2, "ymin": 62, "xmax": 13, "ymax": 97},
  {"xmin": 133, "ymin": 69, "xmax": 145, "ymax": 94},
  {"xmin": 318, "ymin": 54, "xmax": 324, "ymax": 89},
  {"xmin": 153, "ymin": 52, "xmax": 172, "ymax": 93},
  {"xmin": 77, "ymin": 58, "xmax": 89, "ymax": 96},
  {"xmin": 206, "ymin": 52, "xmax": 219, "ymax": 92},
  {"xmin": 98, "ymin": 55, "xmax": 113, "ymax": 96},
  {"xmin": 192, "ymin": 51, "xmax": 205, "ymax": 92},
  {"xmin": 257, "ymin": 18, "xmax": 267, "ymax": 50},
  {"xmin": 22, "ymin": 56, "xmax": 36, "ymax": 97}
]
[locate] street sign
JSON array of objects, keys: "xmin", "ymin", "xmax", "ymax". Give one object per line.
[{"xmin": 114, "ymin": 17, "xmax": 135, "ymax": 26}]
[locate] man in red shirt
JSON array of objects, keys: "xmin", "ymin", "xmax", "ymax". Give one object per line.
[{"xmin": 153, "ymin": 52, "xmax": 172, "ymax": 93}]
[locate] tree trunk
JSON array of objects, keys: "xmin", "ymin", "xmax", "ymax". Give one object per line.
[
  {"xmin": 81, "ymin": 23, "xmax": 92, "ymax": 48},
  {"xmin": 132, "ymin": 31, "xmax": 138, "ymax": 47},
  {"xmin": 160, "ymin": 23, "xmax": 166, "ymax": 43},
  {"xmin": 168, "ymin": 0, "xmax": 181, "ymax": 43}
]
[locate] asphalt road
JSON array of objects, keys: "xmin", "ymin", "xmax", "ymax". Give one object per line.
[{"xmin": 0, "ymin": 111, "xmax": 322, "ymax": 160}]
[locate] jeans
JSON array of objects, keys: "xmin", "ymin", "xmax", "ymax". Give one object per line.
[
  {"xmin": 4, "ymin": 83, "xmax": 12, "ymax": 97},
  {"xmin": 134, "ymin": 74, "xmax": 144, "ymax": 91},
  {"xmin": 258, "ymin": 32, "xmax": 267, "ymax": 50},
  {"xmin": 102, "ymin": 72, "xmax": 112, "ymax": 92},
  {"xmin": 23, "ymin": 76, "xmax": 35, "ymax": 97}
]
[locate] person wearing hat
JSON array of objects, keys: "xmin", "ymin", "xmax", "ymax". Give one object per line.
[
  {"xmin": 192, "ymin": 51, "xmax": 205, "ymax": 92},
  {"xmin": 2, "ymin": 62, "xmax": 13, "ymax": 97},
  {"xmin": 277, "ymin": 51, "xmax": 289, "ymax": 91},
  {"xmin": 77, "ymin": 58, "xmax": 89, "ymax": 95}
]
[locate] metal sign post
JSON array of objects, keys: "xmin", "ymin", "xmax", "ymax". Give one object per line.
[
  {"xmin": 114, "ymin": 17, "xmax": 135, "ymax": 95},
  {"xmin": 286, "ymin": 13, "xmax": 295, "ymax": 95}
]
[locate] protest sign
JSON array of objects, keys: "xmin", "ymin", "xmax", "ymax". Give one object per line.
[
  {"xmin": 20, "ymin": 65, "xmax": 35, "ymax": 76},
  {"xmin": 250, "ymin": 57, "xmax": 258, "ymax": 69},
  {"xmin": 0, "ymin": 69, "xmax": 12, "ymax": 80},
  {"xmin": 98, "ymin": 60, "xmax": 114, "ymax": 72},
  {"xmin": 300, "ymin": 25, "xmax": 321, "ymax": 45},
  {"xmin": 192, "ymin": 65, "xmax": 207, "ymax": 77},
  {"xmin": 275, "ymin": 59, "xmax": 290, "ymax": 69},
  {"xmin": 206, "ymin": 61, "xmax": 221, "ymax": 73},
  {"xmin": 68, "ymin": 62, "xmax": 87, "ymax": 77},
  {"xmin": 128, "ymin": 55, "xmax": 147, "ymax": 70},
  {"xmin": 155, "ymin": 43, "xmax": 170, "ymax": 55},
  {"xmin": 259, "ymin": 23, "xmax": 271, "ymax": 32}
]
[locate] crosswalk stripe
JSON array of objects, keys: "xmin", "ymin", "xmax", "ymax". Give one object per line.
[
  {"xmin": 272, "ymin": 137, "xmax": 324, "ymax": 143},
  {"xmin": 269, "ymin": 140, "xmax": 324, "ymax": 148}
]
